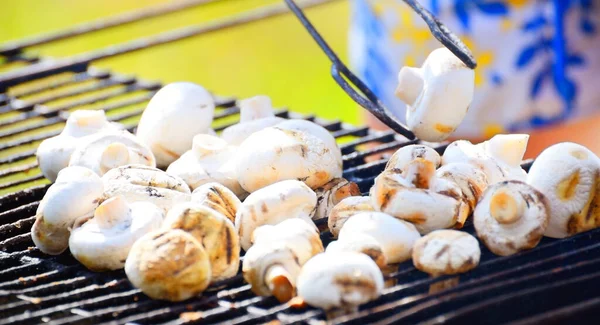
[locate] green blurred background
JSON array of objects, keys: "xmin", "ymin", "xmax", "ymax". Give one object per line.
[{"xmin": 0, "ymin": 0, "xmax": 359, "ymax": 124}]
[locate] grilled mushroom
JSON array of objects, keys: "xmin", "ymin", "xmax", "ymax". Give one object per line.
[
  {"xmin": 221, "ymin": 95, "xmax": 285, "ymax": 145},
  {"xmin": 474, "ymin": 181, "xmax": 549, "ymax": 256},
  {"xmin": 235, "ymin": 180, "xmax": 317, "ymax": 250},
  {"xmin": 436, "ymin": 162, "xmax": 488, "ymax": 212},
  {"xmin": 68, "ymin": 129, "xmax": 156, "ymax": 176},
  {"xmin": 235, "ymin": 120, "xmax": 343, "ymax": 192},
  {"xmin": 312, "ymin": 178, "xmax": 361, "ymax": 221},
  {"xmin": 102, "ymin": 165, "xmax": 191, "ymax": 213},
  {"xmin": 371, "ymin": 159, "xmax": 470, "ymax": 234},
  {"xmin": 442, "ymin": 134, "xmax": 529, "ymax": 185},
  {"xmin": 412, "ymin": 230, "xmax": 480, "ymax": 275},
  {"xmin": 395, "ymin": 47, "xmax": 474, "ymax": 142},
  {"xmin": 136, "ymin": 82, "xmax": 216, "ymax": 168},
  {"xmin": 125, "ymin": 229, "xmax": 211, "ymax": 301},
  {"xmin": 163, "ymin": 203, "xmax": 240, "ymax": 281},
  {"xmin": 31, "ymin": 166, "xmax": 105, "ymax": 255},
  {"xmin": 326, "ymin": 233, "xmax": 387, "ymax": 269},
  {"xmin": 69, "ymin": 196, "xmax": 163, "ymax": 271},
  {"xmin": 244, "ymin": 218, "xmax": 323, "ymax": 302},
  {"xmin": 296, "ymin": 251, "xmax": 384, "ymax": 311},
  {"xmin": 166, "ymin": 134, "xmax": 245, "ymax": 197},
  {"xmin": 385, "ymin": 144, "xmax": 441, "ymax": 171},
  {"xmin": 36, "ymin": 110, "xmax": 120, "ymax": 182},
  {"xmin": 527, "ymin": 142, "xmax": 600, "ymax": 238},
  {"xmin": 191, "ymin": 182, "xmax": 241, "ymax": 223},
  {"xmin": 328, "ymin": 196, "xmax": 375, "ymax": 238}
]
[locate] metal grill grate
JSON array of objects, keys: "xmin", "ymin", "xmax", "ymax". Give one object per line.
[{"xmin": 1, "ymin": 1, "xmax": 600, "ymax": 324}]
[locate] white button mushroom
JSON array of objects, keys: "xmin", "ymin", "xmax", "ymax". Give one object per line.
[
  {"xmin": 191, "ymin": 182, "xmax": 241, "ymax": 223},
  {"xmin": 412, "ymin": 230, "xmax": 480, "ymax": 276},
  {"xmin": 328, "ymin": 196, "xmax": 375, "ymax": 238},
  {"xmin": 102, "ymin": 165, "xmax": 191, "ymax": 213},
  {"xmin": 371, "ymin": 159, "xmax": 470, "ymax": 234},
  {"xmin": 36, "ymin": 110, "xmax": 121, "ymax": 182},
  {"xmin": 326, "ymin": 233, "xmax": 387, "ymax": 269},
  {"xmin": 166, "ymin": 134, "xmax": 246, "ymax": 197},
  {"xmin": 527, "ymin": 142, "xmax": 600, "ymax": 238},
  {"xmin": 136, "ymin": 82, "xmax": 216, "ymax": 168},
  {"xmin": 125, "ymin": 229, "xmax": 212, "ymax": 301},
  {"xmin": 436, "ymin": 162, "xmax": 488, "ymax": 213},
  {"xmin": 385, "ymin": 144, "xmax": 441, "ymax": 171},
  {"xmin": 235, "ymin": 120, "xmax": 343, "ymax": 193},
  {"xmin": 69, "ymin": 196, "xmax": 163, "ymax": 271},
  {"xmin": 297, "ymin": 251, "xmax": 384, "ymax": 312},
  {"xmin": 442, "ymin": 134, "xmax": 529, "ymax": 185},
  {"xmin": 395, "ymin": 47, "xmax": 475, "ymax": 142},
  {"xmin": 68, "ymin": 129, "xmax": 156, "ymax": 176},
  {"xmin": 221, "ymin": 95, "xmax": 286, "ymax": 145},
  {"xmin": 235, "ymin": 180, "xmax": 317, "ymax": 251},
  {"xmin": 474, "ymin": 180, "xmax": 549, "ymax": 256},
  {"xmin": 162, "ymin": 203, "xmax": 240, "ymax": 281},
  {"xmin": 31, "ymin": 166, "xmax": 105, "ymax": 255},
  {"xmin": 243, "ymin": 218, "xmax": 323, "ymax": 302},
  {"xmin": 312, "ymin": 178, "xmax": 361, "ymax": 221},
  {"xmin": 338, "ymin": 212, "xmax": 421, "ymax": 264}
]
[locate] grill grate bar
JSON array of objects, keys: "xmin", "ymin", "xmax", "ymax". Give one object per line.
[{"xmin": 7, "ymin": 69, "xmax": 110, "ymax": 99}]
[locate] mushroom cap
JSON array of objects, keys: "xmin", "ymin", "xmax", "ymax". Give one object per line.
[
  {"xmin": 412, "ymin": 229, "xmax": 480, "ymax": 275},
  {"xmin": 338, "ymin": 212, "xmax": 421, "ymax": 263},
  {"xmin": 297, "ymin": 251, "xmax": 384, "ymax": 310},
  {"xmin": 251, "ymin": 218, "xmax": 323, "ymax": 264},
  {"xmin": 68, "ymin": 130, "xmax": 156, "ymax": 176},
  {"xmin": 69, "ymin": 196, "xmax": 163, "ymax": 271},
  {"xmin": 191, "ymin": 182, "xmax": 241, "ymax": 223},
  {"xmin": 236, "ymin": 121, "xmax": 343, "ymax": 192},
  {"xmin": 163, "ymin": 203, "xmax": 240, "ymax": 281},
  {"xmin": 136, "ymin": 82, "xmax": 216, "ymax": 167},
  {"xmin": 328, "ymin": 196, "xmax": 375, "ymax": 238},
  {"xmin": 221, "ymin": 117, "xmax": 286, "ymax": 146},
  {"xmin": 31, "ymin": 166, "xmax": 104, "ymax": 255},
  {"xmin": 527, "ymin": 142, "xmax": 600, "ymax": 238},
  {"xmin": 166, "ymin": 134, "xmax": 245, "ymax": 197},
  {"xmin": 436, "ymin": 162, "xmax": 488, "ymax": 212},
  {"xmin": 102, "ymin": 165, "xmax": 191, "ymax": 213},
  {"xmin": 326, "ymin": 233, "xmax": 387, "ymax": 269},
  {"xmin": 235, "ymin": 180, "xmax": 317, "ymax": 250},
  {"xmin": 474, "ymin": 180, "xmax": 549, "ymax": 256},
  {"xmin": 125, "ymin": 229, "xmax": 212, "ymax": 301},
  {"xmin": 385, "ymin": 144, "xmax": 441, "ymax": 171},
  {"xmin": 397, "ymin": 47, "xmax": 475, "ymax": 142},
  {"xmin": 312, "ymin": 178, "xmax": 361, "ymax": 221}
]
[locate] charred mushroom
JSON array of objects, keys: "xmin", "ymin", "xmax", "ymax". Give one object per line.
[
  {"xmin": 412, "ymin": 230, "xmax": 480, "ymax": 275},
  {"xmin": 474, "ymin": 181, "xmax": 549, "ymax": 256},
  {"xmin": 125, "ymin": 229, "xmax": 211, "ymax": 301},
  {"xmin": 221, "ymin": 95, "xmax": 285, "ymax": 145},
  {"xmin": 191, "ymin": 182, "xmax": 241, "ymax": 223},
  {"xmin": 395, "ymin": 48, "xmax": 474, "ymax": 142},
  {"xmin": 31, "ymin": 166, "xmax": 105, "ymax": 255},
  {"xmin": 69, "ymin": 196, "xmax": 163, "ymax": 271},
  {"xmin": 436, "ymin": 162, "xmax": 488, "ymax": 212},
  {"xmin": 326, "ymin": 233, "xmax": 387, "ymax": 269},
  {"xmin": 136, "ymin": 82, "xmax": 216, "ymax": 167},
  {"xmin": 527, "ymin": 142, "xmax": 600, "ymax": 238},
  {"xmin": 312, "ymin": 178, "xmax": 361, "ymax": 221},
  {"xmin": 385, "ymin": 144, "xmax": 441, "ymax": 171},
  {"xmin": 328, "ymin": 196, "xmax": 375, "ymax": 238}
]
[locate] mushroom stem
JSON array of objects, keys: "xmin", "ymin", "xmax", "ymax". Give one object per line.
[
  {"xmin": 489, "ymin": 188, "xmax": 525, "ymax": 224},
  {"xmin": 94, "ymin": 196, "xmax": 131, "ymax": 229},
  {"xmin": 67, "ymin": 110, "xmax": 107, "ymax": 130},
  {"xmin": 192, "ymin": 134, "xmax": 228, "ymax": 158},
  {"xmin": 403, "ymin": 158, "xmax": 435, "ymax": 188},
  {"xmin": 239, "ymin": 95, "xmax": 273, "ymax": 122},
  {"xmin": 395, "ymin": 66, "xmax": 424, "ymax": 106},
  {"xmin": 487, "ymin": 134, "xmax": 529, "ymax": 167},
  {"xmin": 266, "ymin": 264, "xmax": 295, "ymax": 303},
  {"xmin": 100, "ymin": 143, "xmax": 132, "ymax": 174}
]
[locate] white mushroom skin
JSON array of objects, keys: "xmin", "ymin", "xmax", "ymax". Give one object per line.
[
  {"xmin": 31, "ymin": 166, "xmax": 104, "ymax": 255},
  {"xmin": 191, "ymin": 182, "xmax": 241, "ymax": 223},
  {"xmin": 166, "ymin": 134, "xmax": 246, "ymax": 197},
  {"xmin": 436, "ymin": 162, "xmax": 488, "ymax": 212},
  {"xmin": 221, "ymin": 95, "xmax": 285, "ymax": 145},
  {"xmin": 69, "ymin": 196, "xmax": 163, "ymax": 271},
  {"xmin": 235, "ymin": 180, "xmax": 317, "ymax": 250},
  {"xmin": 251, "ymin": 218, "xmax": 323, "ymax": 263},
  {"xmin": 36, "ymin": 110, "xmax": 120, "ymax": 182},
  {"xmin": 297, "ymin": 252, "xmax": 384, "ymax": 311},
  {"xmin": 395, "ymin": 47, "xmax": 475, "ymax": 142},
  {"xmin": 136, "ymin": 82, "xmax": 216, "ymax": 168},
  {"xmin": 163, "ymin": 203, "xmax": 240, "ymax": 281},
  {"xmin": 326, "ymin": 233, "xmax": 387, "ymax": 269},
  {"xmin": 385, "ymin": 144, "xmax": 441, "ymax": 171},
  {"xmin": 68, "ymin": 130, "xmax": 156, "ymax": 176},
  {"xmin": 412, "ymin": 230, "xmax": 480, "ymax": 276},
  {"xmin": 125, "ymin": 229, "xmax": 211, "ymax": 301},
  {"xmin": 442, "ymin": 134, "xmax": 529, "ymax": 185},
  {"xmin": 527, "ymin": 142, "xmax": 600, "ymax": 238},
  {"xmin": 235, "ymin": 120, "xmax": 343, "ymax": 193},
  {"xmin": 102, "ymin": 165, "xmax": 191, "ymax": 213},
  {"xmin": 328, "ymin": 196, "xmax": 375, "ymax": 238},
  {"xmin": 338, "ymin": 212, "xmax": 421, "ymax": 264},
  {"xmin": 474, "ymin": 180, "xmax": 549, "ymax": 256},
  {"xmin": 312, "ymin": 178, "xmax": 361, "ymax": 221}
]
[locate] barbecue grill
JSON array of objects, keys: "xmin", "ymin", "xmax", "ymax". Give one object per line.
[{"xmin": 1, "ymin": 1, "xmax": 599, "ymax": 324}]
